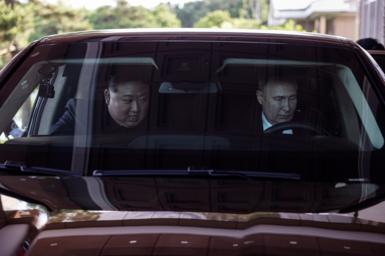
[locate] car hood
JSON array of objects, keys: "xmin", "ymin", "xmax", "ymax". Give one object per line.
[
  {"xmin": 0, "ymin": 176, "xmax": 383, "ymax": 213},
  {"xmin": 2, "ymin": 176, "xmax": 384, "ymax": 255},
  {"xmin": 22, "ymin": 209, "xmax": 382, "ymax": 256}
]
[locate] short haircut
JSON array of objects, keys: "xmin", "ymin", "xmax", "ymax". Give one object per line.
[
  {"xmin": 106, "ymin": 65, "xmax": 153, "ymax": 92},
  {"xmin": 258, "ymin": 77, "xmax": 298, "ymax": 92},
  {"xmin": 107, "ymin": 76, "xmax": 149, "ymax": 92}
]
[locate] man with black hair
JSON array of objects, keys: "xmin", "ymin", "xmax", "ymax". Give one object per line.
[{"xmin": 50, "ymin": 71, "xmax": 150, "ymax": 135}]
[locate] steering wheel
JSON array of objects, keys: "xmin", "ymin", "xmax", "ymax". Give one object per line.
[{"xmin": 264, "ymin": 121, "xmax": 330, "ymax": 136}]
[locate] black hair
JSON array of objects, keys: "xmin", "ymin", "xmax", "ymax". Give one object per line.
[
  {"xmin": 258, "ymin": 77, "xmax": 298, "ymax": 91},
  {"xmin": 357, "ymin": 38, "xmax": 385, "ymax": 50},
  {"xmin": 107, "ymin": 76, "xmax": 149, "ymax": 92},
  {"xmin": 106, "ymin": 65, "xmax": 153, "ymax": 92}
]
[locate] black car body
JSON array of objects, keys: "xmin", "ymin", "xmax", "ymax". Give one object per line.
[
  {"xmin": 368, "ymin": 49, "xmax": 385, "ymax": 73},
  {"xmin": 0, "ymin": 29, "xmax": 384, "ymax": 255}
]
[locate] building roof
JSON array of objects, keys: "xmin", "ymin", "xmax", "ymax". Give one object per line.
[{"xmin": 269, "ymin": 0, "xmax": 358, "ymax": 25}]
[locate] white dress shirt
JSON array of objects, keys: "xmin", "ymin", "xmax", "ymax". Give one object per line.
[{"xmin": 262, "ymin": 113, "xmax": 293, "ymax": 134}]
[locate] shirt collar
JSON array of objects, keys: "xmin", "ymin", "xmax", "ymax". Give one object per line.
[
  {"xmin": 261, "ymin": 112, "xmax": 293, "ymax": 134},
  {"xmin": 261, "ymin": 112, "xmax": 272, "ymax": 131}
]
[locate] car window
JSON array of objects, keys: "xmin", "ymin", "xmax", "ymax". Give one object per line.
[
  {"xmin": 0, "ymin": 40, "xmax": 384, "ymax": 183},
  {"xmin": 369, "ymin": 51, "xmax": 385, "ymax": 73},
  {"xmin": 7, "ymin": 87, "xmax": 38, "ymax": 139}
]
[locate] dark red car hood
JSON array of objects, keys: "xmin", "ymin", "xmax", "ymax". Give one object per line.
[{"xmin": 1, "ymin": 176, "xmax": 384, "ymax": 255}]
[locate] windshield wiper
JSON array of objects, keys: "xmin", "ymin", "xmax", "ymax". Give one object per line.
[
  {"xmin": 0, "ymin": 160, "xmax": 72, "ymax": 176},
  {"xmin": 92, "ymin": 168, "xmax": 301, "ymax": 180}
]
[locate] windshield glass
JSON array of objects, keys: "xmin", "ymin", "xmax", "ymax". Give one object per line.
[{"xmin": 0, "ymin": 40, "xmax": 384, "ymax": 188}]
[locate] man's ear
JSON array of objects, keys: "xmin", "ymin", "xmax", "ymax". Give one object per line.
[
  {"xmin": 256, "ymin": 89, "xmax": 263, "ymax": 105},
  {"xmin": 104, "ymin": 89, "xmax": 110, "ymax": 105}
]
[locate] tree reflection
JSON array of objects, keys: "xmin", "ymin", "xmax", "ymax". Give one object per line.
[{"xmin": 49, "ymin": 210, "xmax": 101, "ymax": 223}]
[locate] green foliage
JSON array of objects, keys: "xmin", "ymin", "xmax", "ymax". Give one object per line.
[
  {"xmin": 89, "ymin": 1, "xmax": 181, "ymax": 29},
  {"xmin": 0, "ymin": 1, "xmax": 23, "ymax": 67},
  {"xmin": 0, "ymin": 0, "xmax": 92, "ymax": 68},
  {"xmin": 259, "ymin": 19, "xmax": 305, "ymax": 31},
  {"xmin": 240, "ymin": 0, "xmax": 269, "ymax": 21},
  {"xmin": 176, "ymin": 0, "xmax": 269, "ymax": 27},
  {"xmin": 89, "ymin": 2, "xmax": 157, "ymax": 29},
  {"xmin": 27, "ymin": 2, "xmax": 91, "ymax": 42},
  {"xmin": 0, "ymin": 0, "xmax": 306, "ymax": 69},
  {"xmin": 0, "ymin": 1, "xmax": 17, "ymax": 41},
  {"xmin": 175, "ymin": 1, "xmax": 207, "ymax": 27},
  {"xmin": 194, "ymin": 10, "xmax": 261, "ymax": 29},
  {"xmin": 194, "ymin": 10, "xmax": 232, "ymax": 28},
  {"xmin": 0, "ymin": 0, "xmax": 184, "ymax": 68},
  {"xmin": 153, "ymin": 4, "xmax": 181, "ymax": 28},
  {"xmin": 259, "ymin": 0, "xmax": 270, "ymax": 23},
  {"xmin": 205, "ymin": 0, "xmax": 243, "ymax": 18},
  {"xmin": 193, "ymin": 10, "xmax": 305, "ymax": 31},
  {"xmin": 231, "ymin": 18, "xmax": 260, "ymax": 28}
]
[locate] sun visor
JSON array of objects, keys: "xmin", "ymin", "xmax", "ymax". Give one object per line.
[
  {"xmin": 160, "ymin": 54, "xmax": 210, "ymax": 82},
  {"xmin": 158, "ymin": 81, "xmax": 219, "ymax": 94}
]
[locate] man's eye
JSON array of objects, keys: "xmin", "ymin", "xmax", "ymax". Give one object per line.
[
  {"xmin": 139, "ymin": 96, "xmax": 147, "ymax": 102},
  {"xmin": 122, "ymin": 99, "xmax": 133, "ymax": 104},
  {"xmin": 289, "ymin": 96, "xmax": 297, "ymax": 101},
  {"xmin": 273, "ymin": 96, "xmax": 283, "ymax": 101}
]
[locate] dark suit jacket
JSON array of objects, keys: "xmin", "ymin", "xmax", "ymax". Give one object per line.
[
  {"xmin": 50, "ymin": 98, "xmax": 147, "ymax": 136},
  {"xmin": 50, "ymin": 98, "xmax": 77, "ymax": 135}
]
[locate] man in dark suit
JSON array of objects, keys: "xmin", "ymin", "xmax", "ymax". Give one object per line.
[
  {"xmin": 50, "ymin": 74, "xmax": 150, "ymax": 135},
  {"xmin": 256, "ymin": 78, "xmax": 298, "ymax": 134}
]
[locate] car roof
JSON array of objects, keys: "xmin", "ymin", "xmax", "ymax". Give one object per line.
[{"xmin": 39, "ymin": 28, "xmax": 355, "ymax": 47}]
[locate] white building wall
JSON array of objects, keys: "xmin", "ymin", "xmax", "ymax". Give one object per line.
[
  {"xmin": 359, "ymin": 0, "xmax": 384, "ymax": 44},
  {"xmin": 334, "ymin": 15, "xmax": 358, "ymax": 40}
]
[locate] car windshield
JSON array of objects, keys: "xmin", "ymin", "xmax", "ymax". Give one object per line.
[
  {"xmin": 0, "ymin": 39, "xmax": 384, "ymax": 192},
  {"xmin": 369, "ymin": 50, "xmax": 385, "ymax": 73}
]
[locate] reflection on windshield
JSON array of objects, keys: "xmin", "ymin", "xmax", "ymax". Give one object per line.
[
  {"xmin": 0, "ymin": 41, "xmax": 384, "ymax": 185},
  {"xmin": 1, "ymin": 194, "xmax": 48, "ymax": 229}
]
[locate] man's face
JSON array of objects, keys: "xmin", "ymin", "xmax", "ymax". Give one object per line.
[
  {"xmin": 104, "ymin": 81, "xmax": 149, "ymax": 128},
  {"xmin": 257, "ymin": 81, "xmax": 297, "ymax": 125}
]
